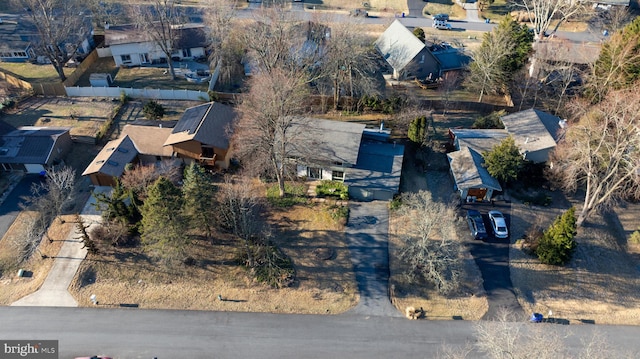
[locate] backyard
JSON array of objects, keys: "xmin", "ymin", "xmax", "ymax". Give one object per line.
[
  {"xmin": 0, "ymin": 62, "xmax": 72, "ymax": 84},
  {"xmin": 2, "ymin": 97, "xmax": 119, "ymax": 138}
]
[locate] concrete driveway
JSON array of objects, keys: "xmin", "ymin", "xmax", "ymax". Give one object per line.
[
  {"xmin": 464, "ymin": 201, "xmax": 524, "ymax": 319},
  {"xmin": 346, "ymin": 201, "xmax": 401, "ymax": 317}
]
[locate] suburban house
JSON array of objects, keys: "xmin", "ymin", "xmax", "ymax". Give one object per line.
[
  {"xmin": 374, "ymin": 20, "xmax": 468, "ymax": 81},
  {"xmin": 82, "ymin": 124, "xmax": 174, "ymax": 187},
  {"xmin": 292, "ymin": 118, "xmax": 405, "ymax": 201},
  {"xmin": 0, "ymin": 13, "xmax": 94, "ymax": 63},
  {"xmin": 163, "ymin": 102, "xmax": 237, "ymax": 169},
  {"xmin": 0, "ymin": 122, "xmax": 72, "ymax": 173},
  {"xmin": 375, "ymin": 20, "xmax": 440, "ymax": 80},
  {"xmin": 101, "ymin": 23, "xmax": 208, "ymax": 67},
  {"xmin": 529, "ymin": 39, "xmax": 601, "ymax": 81},
  {"xmin": 447, "ymin": 109, "xmax": 566, "ymax": 201}
]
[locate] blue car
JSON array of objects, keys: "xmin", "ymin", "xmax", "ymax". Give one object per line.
[{"xmin": 466, "ymin": 210, "xmax": 488, "ymax": 240}]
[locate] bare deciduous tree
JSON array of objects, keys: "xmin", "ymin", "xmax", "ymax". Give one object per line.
[
  {"xmin": 28, "ymin": 166, "xmax": 77, "ymax": 224},
  {"xmin": 14, "ymin": 0, "xmax": 89, "ymax": 81},
  {"xmin": 131, "ymin": 0, "xmax": 184, "ymax": 80},
  {"xmin": 549, "ymin": 88, "xmax": 640, "ymax": 226},
  {"xmin": 397, "ymin": 191, "xmax": 462, "ymax": 295},
  {"xmin": 217, "ymin": 176, "xmax": 263, "ymax": 267},
  {"xmin": 467, "ymin": 30, "xmax": 515, "ymax": 102},
  {"xmin": 511, "ymin": 0, "xmax": 586, "ymax": 39},
  {"xmin": 235, "ymin": 68, "xmax": 309, "ymax": 197}
]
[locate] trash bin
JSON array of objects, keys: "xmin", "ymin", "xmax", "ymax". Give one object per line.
[
  {"xmin": 402, "ymin": 12, "xmax": 405, "ymax": 18},
  {"xmin": 485, "ymin": 18, "xmax": 490, "ymax": 24}
]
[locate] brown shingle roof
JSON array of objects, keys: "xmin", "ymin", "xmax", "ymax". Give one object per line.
[
  {"xmin": 82, "ymin": 135, "xmax": 138, "ymax": 177},
  {"xmin": 122, "ymin": 124, "xmax": 173, "ymax": 157}
]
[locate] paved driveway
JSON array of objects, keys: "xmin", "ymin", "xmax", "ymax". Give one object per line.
[
  {"xmin": 464, "ymin": 201, "xmax": 524, "ymax": 319},
  {"xmin": 346, "ymin": 201, "xmax": 401, "ymax": 317},
  {"xmin": 0, "ymin": 175, "xmax": 40, "ymax": 239}
]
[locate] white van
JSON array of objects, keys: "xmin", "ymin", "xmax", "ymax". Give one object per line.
[{"xmin": 432, "ymin": 20, "xmax": 452, "ymax": 30}]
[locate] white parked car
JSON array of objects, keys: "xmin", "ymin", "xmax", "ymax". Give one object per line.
[
  {"xmin": 432, "ymin": 20, "xmax": 452, "ymax": 30},
  {"xmin": 488, "ymin": 210, "xmax": 509, "ymax": 239}
]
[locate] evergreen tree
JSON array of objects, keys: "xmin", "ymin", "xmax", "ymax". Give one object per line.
[
  {"xmin": 408, "ymin": 116, "xmax": 427, "ymax": 146},
  {"xmin": 412, "ymin": 27, "xmax": 425, "ymax": 43},
  {"xmin": 482, "ymin": 137, "xmax": 525, "ymax": 184},
  {"xmin": 182, "ymin": 163, "xmax": 216, "ymax": 242},
  {"xmin": 496, "ymin": 17, "xmax": 534, "ymax": 79},
  {"xmin": 536, "ymin": 207, "xmax": 577, "ymax": 265},
  {"xmin": 141, "ymin": 177, "xmax": 187, "ymax": 263}
]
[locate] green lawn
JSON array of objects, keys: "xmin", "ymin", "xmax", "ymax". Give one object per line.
[
  {"xmin": 114, "ymin": 67, "xmax": 208, "ymax": 92},
  {"xmin": 0, "ymin": 62, "xmax": 71, "ymax": 84}
]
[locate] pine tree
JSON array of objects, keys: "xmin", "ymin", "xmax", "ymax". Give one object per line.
[
  {"xmin": 482, "ymin": 136, "xmax": 525, "ymax": 184},
  {"xmin": 412, "ymin": 27, "xmax": 425, "ymax": 43},
  {"xmin": 536, "ymin": 207, "xmax": 577, "ymax": 265},
  {"xmin": 408, "ymin": 116, "xmax": 427, "ymax": 146},
  {"xmin": 182, "ymin": 163, "xmax": 216, "ymax": 242},
  {"xmin": 141, "ymin": 177, "xmax": 186, "ymax": 263}
]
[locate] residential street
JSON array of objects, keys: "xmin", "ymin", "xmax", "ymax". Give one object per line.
[
  {"xmin": 0, "ymin": 175, "xmax": 38, "ymax": 239},
  {"xmin": 2, "ymin": 306, "xmax": 640, "ymax": 358}
]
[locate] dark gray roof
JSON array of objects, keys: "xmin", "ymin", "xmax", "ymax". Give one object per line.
[
  {"xmin": 165, "ymin": 102, "xmax": 236, "ymax": 149},
  {"xmin": 346, "ymin": 139, "xmax": 405, "ymax": 193},
  {"xmin": 432, "ymin": 49, "xmax": 470, "ymax": 71},
  {"xmin": 292, "ymin": 119, "xmax": 366, "ymax": 165},
  {"xmin": 105, "ymin": 23, "xmax": 208, "ymax": 49},
  {"xmin": 0, "ymin": 13, "xmax": 36, "ymax": 52},
  {"xmin": 0, "ymin": 127, "xmax": 70, "ymax": 164}
]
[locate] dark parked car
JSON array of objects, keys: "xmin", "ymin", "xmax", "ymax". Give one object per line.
[
  {"xmin": 432, "ymin": 13, "xmax": 450, "ymax": 21},
  {"xmin": 466, "ymin": 210, "xmax": 488, "ymax": 240}
]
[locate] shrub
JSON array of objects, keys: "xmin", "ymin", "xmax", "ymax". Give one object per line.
[
  {"xmin": 329, "ymin": 205, "xmax": 349, "ymax": 222},
  {"xmin": 629, "ymin": 229, "xmax": 640, "ymax": 244},
  {"xmin": 472, "ymin": 110, "xmax": 506, "ymax": 129},
  {"xmin": 142, "ymin": 100, "xmax": 165, "ymax": 120},
  {"xmin": 389, "ymin": 195, "xmax": 402, "ymax": 211},
  {"xmin": 253, "ymin": 243, "xmax": 294, "ymax": 288},
  {"xmin": 408, "ymin": 116, "xmax": 427, "ymax": 146},
  {"xmin": 536, "ymin": 207, "xmax": 577, "ymax": 266},
  {"xmin": 119, "ymin": 91, "xmax": 130, "ymax": 104},
  {"xmin": 315, "ymin": 180, "xmax": 348, "ymax": 200}
]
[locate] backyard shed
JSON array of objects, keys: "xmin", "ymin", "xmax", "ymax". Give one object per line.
[{"xmin": 89, "ymin": 73, "xmax": 114, "ymax": 87}]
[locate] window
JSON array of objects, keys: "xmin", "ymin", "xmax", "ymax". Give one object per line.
[
  {"xmin": 307, "ymin": 167, "xmax": 322, "ymax": 179},
  {"xmin": 120, "ymin": 54, "xmax": 132, "ymax": 64},
  {"xmin": 201, "ymin": 146, "xmax": 215, "ymax": 159},
  {"xmin": 331, "ymin": 170, "xmax": 344, "ymax": 181},
  {"xmin": 139, "ymin": 53, "xmax": 150, "ymax": 63},
  {"xmin": 182, "ymin": 48, "xmax": 192, "ymax": 58}
]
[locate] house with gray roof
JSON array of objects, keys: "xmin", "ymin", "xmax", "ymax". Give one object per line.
[
  {"xmin": 447, "ymin": 146, "xmax": 502, "ymax": 201},
  {"xmin": 102, "ymin": 23, "xmax": 208, "ymax": 67},
  {"xmin": 375, "ymin": 20, "xmax": 440, "ymax": 81},
  {"xmin": 0, "ymin": 125, "xmax": 72, "ymax": 173},
  {"xmin": 293, "ymin": 118, "xmax": 405, "ymax": 201},
  {"xmin": 446, "ymin": 109, "xmax": 566, "ymax": 200},
  {"xmin": 164, "ymin": 102, "xmax": 237, "ymax": 169},
  {"xmin": 0, "ymin": 13, "xmax": 94, "ymax": 63}
]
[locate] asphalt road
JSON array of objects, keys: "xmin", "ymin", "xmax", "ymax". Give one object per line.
[
  {"xmin": 0, "ymin": 175, "xmax": 40, "ymax": 239},
  {"xmin": 2, "ymin": 307, "xmax": 640, "ymax": 358}
]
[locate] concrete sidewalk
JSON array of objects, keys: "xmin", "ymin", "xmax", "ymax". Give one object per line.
[{"xmin": 11, "ymin": 187, "xmax": 109, "ymax": 307}]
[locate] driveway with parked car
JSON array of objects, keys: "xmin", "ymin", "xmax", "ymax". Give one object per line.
[{"xmin": 463, "ymin": 200, "xmax": 524, "ymax": 320}]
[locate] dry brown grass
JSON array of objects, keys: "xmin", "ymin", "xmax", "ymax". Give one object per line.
[
  {"xmin": 317, "ymin": 0, "xmax": 408, "ymax": 13},
  {"xmin": 0, "ymin": 213, "xmax": 74, "ymax": 305},
  {"xmin": 69, "ymin": 199, "xmax": 357, "ymax": 314},
  {"xmin": 388, "ymin": 206, "xmax": 488, "ymax": 320},
  {"xmin": 509, "ymin": 196, "xmax": 640, "ymax": 325},
  {"xmin": 3, "ymin": 97, "xmax": 118, "ymax": 137}
]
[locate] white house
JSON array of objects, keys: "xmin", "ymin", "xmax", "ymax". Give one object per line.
[{"xmin": 103, "ymin": 23, "xmax": 208, "ymax": 67}]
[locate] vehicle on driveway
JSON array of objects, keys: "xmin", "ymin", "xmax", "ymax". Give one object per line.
[
  {"xmin": 488, "ymin": 210, "xmax": 509, "ymax": 239},
  {"xmin": 466, "ymin": 210, "xmax": 488, "ymax": 240},
  {"xmin": 432, "ymin": 20, "xmax": 452, "ymax": 30}
]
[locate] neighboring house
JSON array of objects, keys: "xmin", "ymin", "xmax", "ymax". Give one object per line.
[
  {"xmin": 447, "ymin": 109, "xmax": 566, "ymax": 200},
  {"xmin": 102, "ymin": 23, "xmax": 208, "ymax": 67},
  {"xmin": 500, "ymin": 109, "xmax": 566, "ymax": 163},
  {"xmin": 529, "ymin": 39, "xmax": 601, "ymax": 80},
  {"xmin": 375, "ymin": 20, "xmax": 467, "ymax": 81},
  {"xmin": 163, "ymin": 102, "xmax": 237, "ymax": 169},
  {"xmin": 292, "ymin": 118, "xmax": 405, "ymax": 201},
  {"xmin": 375, "ymin": 20, "xmax": 440, "ymax": 80},
  {"xmin": 82, "ymin": 124, "xmax": 175, "ymax": 187},
  {"xmin": 0, "ymin": 13, "xmax": 93, "ymax": 63},
  {"xmin": 447, "ymin": 146, "xmax": 502, "ymax": 202},
  {"xmin": 0, "ymin": 124, "xmax": 72, "ymax": 173}
]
